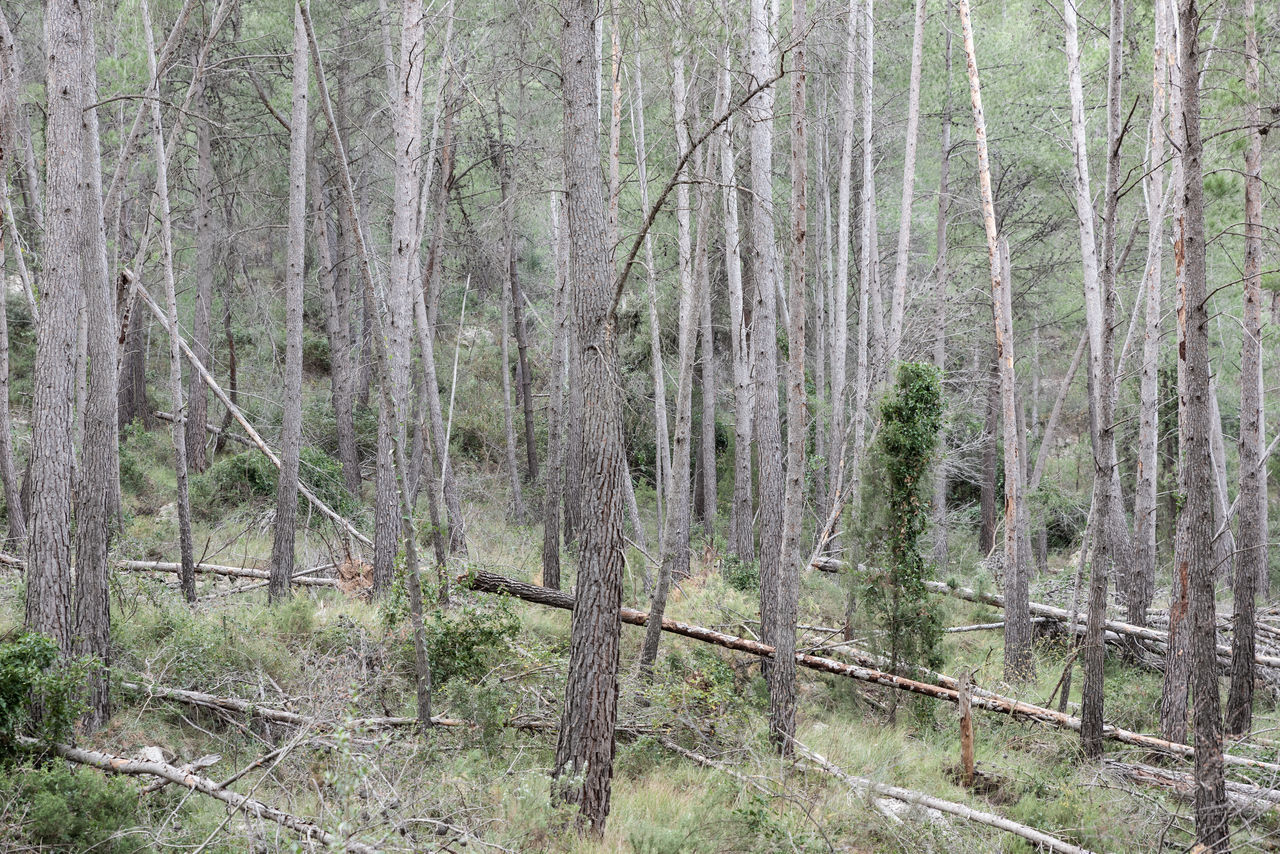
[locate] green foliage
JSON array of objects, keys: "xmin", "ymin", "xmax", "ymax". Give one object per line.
[
  {"xmin": 189, "ymin": 446, "xmax": 356, "ymax": 520},
  {"xmin": 299, "ymin": 445, "xmax": 359, "ymax": 516},
  {"xmin": 303, "ymin": 329, "xmax": 331, "ymax": 372},
  {"xmin": 719, "ymin": 554, "xmax": 760, "ymax": 593},
  {"xmin": 384, "ymin": 578, "xmax": 519, "ymax": 688},
  {"xmin": 0, "ymin": 632, "xmax": 88, "ymax": 758},
  {"xmin": 0, "ymin": 763, "xmax": 146, "ymax": 852},
  {"xmin": 864, "ymin": 363, "xmax": 945, "ymax": 675}
]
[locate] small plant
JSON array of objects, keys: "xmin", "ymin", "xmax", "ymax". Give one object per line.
[
  {"xmin": 719, "ymin": 554, "xmax": 759, "ymax": 593},
  {"xmin": 0, "ymin": 632, "xmax": 89, "ymax": 758},
  {"xmin": 0, "ymin": 763, "xmax": 145, "ymax": 852}
]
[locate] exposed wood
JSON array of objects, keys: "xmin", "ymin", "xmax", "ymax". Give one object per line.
[
  {"xmin": 17, "ymin": 736, "xmax": 383, "ymax": 854},
  {"xmin": 116, "ymin": 559, "xmax": 338, "ymax": 587},
  {"xmin": 958, "ymin": 670, "xmax": 974, "ymax": 788}
]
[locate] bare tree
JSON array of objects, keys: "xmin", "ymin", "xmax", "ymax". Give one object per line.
[
  {"xmin": 1226, "ymin": 0, "xmax": 1266, "ymax": 736},
  {"xmin": 957, "ymin": 0, "xmax": 1030, "ymax": 681},
  {"xmin": 185, "ymin": 83, "xmax": 214, "ymax": 474},
  {"xmin": 550, "ymin": 0, "xmax": 630, "ymax": 832},
  {"xmin": 269, "ymin": 1, "xmax": 309, "ymax": 603}
]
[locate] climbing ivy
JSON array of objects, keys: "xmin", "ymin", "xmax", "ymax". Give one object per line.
[{"xmin": 864, "ymin": 362, "xmax": 946, "ymax": 680}]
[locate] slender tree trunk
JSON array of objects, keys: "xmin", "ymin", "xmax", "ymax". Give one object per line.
[
  {"xmin": 542, "ymin": 193, "xmax": 568, "ymax": 590},
  {"xmin": 551, "ymin": 0, "xmax": 629, "ymax": 832},
  {"xmin": 853, "ymin": 0, "xmax": 875, "ymax": 498},
  {"xmin": 978, "ymin": 358, "xmax": 999, "ymax": 555},
  {"xmin": 498, "ymin": 251, "xmax": 526, "ymax": 520},
  {"xmin": 1132, "ymin": 0, "xmax": 1172, "ymax": 627},
  {"xmin": 72, "ymin": 2, "xmax": 117, "ymax": 727},
  {"xmin": 885, "ymin": 0, "xmax": 926, "ymax": 366},
  {"xmin": 931, "ymin": 27, "xmax": 953, "ymax": 569},
  {"xmin": 141, "ymin": 0, "xmax": 197, "ymax": 604},
  {"xmin": 1227, "ymin": 0, "xmax": 1265, "ymax": 736},
  {"xmin": 315, "ymin": 177, "xmax": 361, "ymax": 495},
  {"xmin": 1178, "ymin": 1, "xmax": 1228, "ymax": 844},
  {"xmin": 185, "ymin": 85, "xmax": 214, "ymax": 474},
  {"xmin": 0, "ymin": 10, "xmax": 27, "ymax": 548},
  {"xmin": 631, "ymin": 61, "xmax": 672, "ymax": 550},
  {"xmin": 957, "ymin": 0, "xmax": 1030, "ymax": 681},
  {"xmin": 698, "ymin": 185, "xmax": 717, "ymax": 542},
  {"xmin": 747, "ymin": 0, "xmax": 786, "ymax": 664},
  {"xmin": 720, "ymin": 53, "xmax": 753, "ymax": 563},
  {"xmin": 269, "ymin": 3, "xmax": 309, "ymax": 604},
  {"xmin": 498, "ymin": 133, "xmax": 538, "ymax": 485},
  {"xmin": 639, "ymin": 40, "xmax": 698, "ymax": 675},
  {"xmin": 829, "ymin": 0, "xmax": 856, "ymax": 542},
  {"xmin": 773, "ymin": 0, "xmax": 807, "ymax": 753}
]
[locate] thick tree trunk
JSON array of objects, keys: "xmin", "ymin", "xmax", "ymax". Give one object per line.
[
  {"xmin": 141, "ymin": 0, "xmax": 197, "ymax": 604},
  {"xmin": 885, "ymin": 0, "xmax": 926, "ymax": 366},
  {"xmin": 1227, "ymin": 0, "xmax": 1265, "ymax": 737},
  {"xmin": 185, "ymin": 86, "xmax": 214, "ymax": 474},
  {"xmin": 71, "ymin": 3, "xmax": 117, "ymax": 727},
  {"xmin": 269, "ymin": 4, "xmax": 308, "ymax": 604},
  {"xmin": 1177, "ymin": 1, "xmax": 1228, "ymax": 844},
  {"xmin": 550, "ymin": 0, "xmax": 630, "ymax": 832},
  {"xmin": 25, "ymin": 0, "xmax": 88, "ymax": 650},
  {"xmin": 747, "ymin": 0, "xmax": 786, "ymax": 665}
]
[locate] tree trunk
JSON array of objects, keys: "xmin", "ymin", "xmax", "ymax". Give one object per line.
[
  {"xmin": 853, "ymin": 0, "xmax": 875, "ymax": 504},
  {"xmin": 0, "ymin": 10, "xmax": 27, "ymax": 547},
  {"xmin": 315, "ymin": 177, "xmax": 361, "ymax": 496},
  {"xmin": 1131, "ymin": 0, "xmax": 1173, "ymax": 628},
  {"xmin": 72, "ymin": 2, "xmax": 117, "ymax": 727},
  {"xmin": 931, "ymin": 29, "xmax": 952, "ymax": 570},
  {"xmin": 639, "ymin": 42, "xmax": 697, "ymax": 675},
  {"xmin": 185, "ymin": 84, "xmax": 214, "ymax": 474},
  {"xmin": 269, "ymin": 3, "xmax": 308, "ymax": 604},
  {"xmin": 958, "ymin": 0, "xmax": 1030, "ymax": 682},
  {"xmin": 1177, "ymin": 1, "xmax": 1228, "ymax": 844},
  {"xmin": 978, "ymin": 357, "xmax": 999, "ymax": 555},
  {"xmin": 542, "ymin": 193, "xmax": 568, "ymax": 590},
  {"xmin": 698, "ymin": 187, "xmax": 717, "ymax": 542},
  {"xmin": 499, "ymin": 134, "xmax": 538, "ymax": 485},
  {"xmin": 1226, "ymin": 0, "xmax": 1265, "ymax": 737},
  {"xmin": 773, "ymin": 0, "xmax": 806, "ymax": 753},
  {"xmin": 747, "ymin": 0, "xmax": 786, "ymax": 665},
  {"xmin": 885, "ymin": 0, "xmax": 926, "ymax": 367},
  {"xmin": 498, "ymin": 250, "xmax": 526, "ymax": 520},
  {"xmin": 141, "ymin": 0, "xmax": 197, "ymax": 604},
  {"xmin": 550, "ymin": 0, "xmax": 629, "ymax": 833}
]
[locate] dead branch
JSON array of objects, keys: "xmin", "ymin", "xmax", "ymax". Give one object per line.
[{"xmin": 117, "ymin": 560, "xmax": 339, "ymax": 587}]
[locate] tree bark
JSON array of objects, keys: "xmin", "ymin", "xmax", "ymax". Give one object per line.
[
  {"xmin": 978, "ymin": 356, "xmax": 998, "ymax": 556},
  {"xmin": 185, "ymin": 84, "xmax": 214, "ymax": 474},
  {"xmin": 550, "ymin": 0, "xmax": 630, "ymax": 832},
  {"xmin": 958, "ymin": 0, "xmax": 1030, "ymax": 682},
  {"xmin": 885, "ymin": 0, "xmax": 926, "ymax": 367},
  {"xmin": 269, "ymin": 3, "xmax": 309, "ymax": 604},
  {"xmin": 1226, "ymin": 0, "xmax": 1265, "ymax": 737},
  {"xmin": 747, "ymin": 0, "xmax": 786, "ymax": 666},
  {"xmin": 72, "ymin": 1, "xmax": 117, "ymax": 726},
  {"xmin": 0, "ymin": 9, "xmax": 27, "ymax": 548},
  {"xmin": 542, "ymin": 193, "xmax": 568, "ymax": 590},
  {"xmin": 931, "ymin": 27, "xmax": 952, "ymax": 570},
  {"xmin": 315, "ymin": 175, "xmax": 361, "ymax": 496},
  {"xmin": 1177, "ymin": 0, "xmax": 1229, "ymax": 844}
]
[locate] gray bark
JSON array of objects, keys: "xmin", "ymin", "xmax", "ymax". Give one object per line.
[
  {"xmin": 931, "ymin": 28, "xmax": 953, "ymax": 570},
  {"xmin": 185, "ymin": 84, "xmax": 214, "ymax": 474},
  {"xmin": 542, "ymin": 193, "xmax": 568, "ymax": 590}
]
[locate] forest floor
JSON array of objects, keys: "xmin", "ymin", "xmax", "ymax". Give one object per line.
[{"xmin": 3, "ymin": 434, "xmax": 1279, "ymax": 852}]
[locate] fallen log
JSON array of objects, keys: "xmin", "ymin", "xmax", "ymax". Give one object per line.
[
  {"xmin": 925, "ymin": 580, "xmax": 1280, "ymax": 671},
  {"xmin": 463, "ymin": 570, "xmax": 1280, "ymax": 775},
  {"xmin": 121, "ymin": 681, "xmax": 469, "ymax": 729},
  {"xmin": 793, "ymin": 739, "xmax": 1096, "ymax": 854},
  {"xmin": 1104, "ymin": 759, "xmax": 1280, "ymax": 816},
  {"xmin": 117, "ymin": 560, "xmax": 339, "ymax": 587},
  {"xmin": 16, "ymin": 736, "xmax": 383, "ymax": 854},
  {"xmin": 153, "ymin": 410, "xmax": 253, "ymax": 447}
]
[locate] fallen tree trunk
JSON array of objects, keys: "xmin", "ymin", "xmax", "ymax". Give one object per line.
[
  {"xmin": 926, "ymin": 580, "xmax": 1280, "ymax": 670},
  {"xmin": 463, "ymin": 570, "xmax": 1280, "ymax": 775},
  {"xmin": 154, "ymin": 410, "xmax": 253, "ymax": 447},
  {"xmin": 793, "ymin": 739, "xmax": 1096, "ymax": 854},
  {"xmin": 16, "ymin": 736, "xmax": 383, "ymax": 854},
  {"xmin": 117, "ymin": 560, "xmax": 338, "ymax": 587},
  {"xmin": 1104, "ymin": 759, "xmax": 1280, "ymax": 816}
]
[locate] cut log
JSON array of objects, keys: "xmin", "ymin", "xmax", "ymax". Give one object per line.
[
  {"xmin": 117, "ymin": 560, "xmax": 339, "ymax": 587},
  {"xmin": 793, "ymin": 739, "xmax": 1096, "ymax": 854},
  {"xmin": 16, "ymin": 736, "xmax": 383, "ymax": 854},
  {"xmin": 462, "ymin": 569, "xmax": 1280, "ymax": 775}
]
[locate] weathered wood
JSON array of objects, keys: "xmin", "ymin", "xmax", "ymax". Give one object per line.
[
  {"xmin": 795, "ymin": 740, "xmax": 1096, "ymax": 854},
  {"xmin": 1105, "ymin": 759, "xmax": 1280, "ymax": 816},
  {"xmin": 465, "ymin": 570, "xmax": 1280, "ymax": 774},
  {"xmin": 958, "ymin": 670, "xmax": 974, "ymax": 788},
  {"xmin": 117, "ymin": 560, "xmax": 338, "ymax": 587},
  {"xmin": 17, "ymin": 736, "xmax": 383, "ymax": 854}
]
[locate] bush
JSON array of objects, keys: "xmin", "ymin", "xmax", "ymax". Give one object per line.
[
  {"xmin": 0, "ymin": 763, "xmax": 146, "ymax": 852},
  {"xmin": 719, "ymin": 555, "xmax": 759, "ymax": 593},
  {"xmin": 385, "ymin": 579, "xmax": 519, "ymax": 688},
  {"xmin": 0, "ymin": 632, "xmax": 88, "ymax": 758},
  {"xmin": 189, "ymin": 446, "xmax": 356, "ymax": 521}
]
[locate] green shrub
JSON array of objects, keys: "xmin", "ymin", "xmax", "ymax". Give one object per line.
[
  {"xmin": 0, "ymin": 632, "xmax": 88, "ymax": 757},
  {"xmin": 385, "ymin": 579, "xmax": 519, "ymax": 688},
  {"xmin": 303, "ymin": 329, "xmax": 331, "ymax": 372},
  {"xmin": 719, "ymin": 555, "xmax": 759, "ymax": 593},
  {"xmin": 190, "ymin": 450, "xmax": 276, "ymax": 517},
  {"xmin": 299, "ymin": 446, "xmax": 358, "ymax": 516},
  {"xmin": 0, "ymin": 763, "xmax": 146, "ymax": 852}
]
